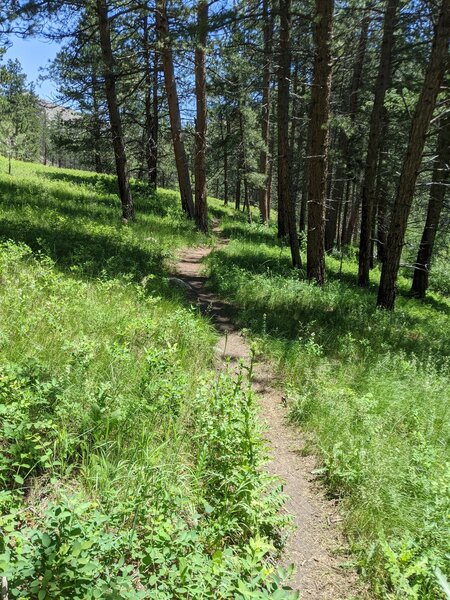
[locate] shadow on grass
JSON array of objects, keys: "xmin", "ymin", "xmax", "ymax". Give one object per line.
[
  {"xmin": 0, "ymin": 218, "xmax": 166, "ymax": 283},
  {"xmin": 38, "ymin": 170, "xmax": 119, "ymax": 194},
  {"xmin": 419, "ymin": 294, "xmax": 450, "ymax": 315},
  {"xmin": 212, "ymin": 246, "xmax": 297, "ymax": 277},
  {"xmin": 207, "ymin": 246, "xmax": 450, "ymax": 364},
  {"xmin": 0, "ymin": 174, "xmax": 186, "ymax": 227},
  {"xmin": 208, "ymin": 203, "xmax": 235, "ymax": 220},
  {"xmin": 1, "ymin": 179, "xmax": 118, "ymax": 219},
  {"xmin": 219, "ymin": 223, "xmax": 280, "ymax": 247},
  {"xmin": 0, "ymin": 173, "xmax": 207, "ymax": 308}
]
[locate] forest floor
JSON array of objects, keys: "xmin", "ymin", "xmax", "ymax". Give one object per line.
[{"xmin": 174, "ymin": 233, "xmax": 367, "ymax": 600}]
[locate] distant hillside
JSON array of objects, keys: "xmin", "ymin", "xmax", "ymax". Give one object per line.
[{"xmin": 39, "ymin": 99, "xmax": 79, "ymax": 122}]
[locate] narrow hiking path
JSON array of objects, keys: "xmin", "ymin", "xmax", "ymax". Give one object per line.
[{"xmin": 174, "ymin": 236, "xmax": 366, "ymax": 600}]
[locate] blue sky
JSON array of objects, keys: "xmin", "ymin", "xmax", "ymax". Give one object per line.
[{"xmin": 4, "ymin": 35, "xmax": 61, "ymax": 99}]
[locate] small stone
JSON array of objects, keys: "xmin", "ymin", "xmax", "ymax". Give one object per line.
[{"xmin": 168, "ymin": 277, "xmax": 193, "ymax": 291}]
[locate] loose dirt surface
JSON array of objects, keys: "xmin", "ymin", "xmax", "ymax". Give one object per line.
[{"xmin": 174, "ymin": 237, "xmax": 367, "ymax": 600}]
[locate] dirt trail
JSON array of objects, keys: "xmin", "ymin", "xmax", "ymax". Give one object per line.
[{"xmin": 174, "ymin": 237, "xmax": 365, "ymax": 600}]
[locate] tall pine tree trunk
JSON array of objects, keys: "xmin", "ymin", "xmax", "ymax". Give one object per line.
[
  {"xmin": 156, "ymin": 0, "xmax": 194, "ymax": 218},
  {"xmin": 290, "ymin": 66, "xmax": 304, "ymax": 229},
  {"xmin": 222, "ymin": 117, "xmax": 229, "ymax": 205},
  {"xmin": 194, "ymin": 1, "xmax": 208, "ymax": 232},
  {"xmin": 299, "ymin": 118, "xmax": 311, "ymax": 233},
  {"xmin": 244, "ymin": 178, "xmax": 252, "ymax": 223},
  {"xmin": 278, "ymin": 0, "xmax": 301, "ymax": 267},
  {"xmin": 91, "ymin": 69, "xmax": 103, "ymax": 174},
  {"xmin": 235, "ymin": 162, "xmax": 241, "ymax": 210},
  {"xmin": 342, "ymin": 182, "xmax": 360, "ymax": 245},
  {"xmin": 375, "ymin": 108, "xmax": 389, "ymax": 261},
  {"xmin": 377, "ymin": 0, "xmax": 450, "ymax": 309},
  {"xmin": 268, "ymin": 120, "xmax": 275, "ymax": 219},
  {"xmin": 411, "ymin": 110, "xmax": 450, "ymax": 298},
  {"xmin": 152, "ymin": 50, "xmax": 159, "ymax": 187},
  {"xmin": 358, "ymin": 0, "xmax": 399, "ymax": 286},
  {"xmin": 259, "ymin": 0, "xmax": 273, "ymax": 225},
  {"xmin": 143, "ymin": 11, "xmax": 158, "ymax": 188},
  {"xmin": 96, "ymin": 0, "xmax": 134, "ymax": 221},
  {"xmin": 307, "ymin": 0, "xmax": 334, "ymax": 283}
]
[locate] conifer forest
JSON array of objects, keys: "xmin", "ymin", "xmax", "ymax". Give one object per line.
[{"xmin": 0, "ymin": 0, "xmax": 449, "ymax": 598}]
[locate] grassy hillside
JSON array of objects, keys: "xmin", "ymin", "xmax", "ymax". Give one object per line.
[
  {"xmin": 206, "ymin": 217, "xmax": 450, "ymax": 599},
  {"xmin": 2, "ymin": 157, "xmax": 449, "ymax": 599},
  {"xmin": 0, "ymin": 158, "xmax": 295, "ymax": 599}
]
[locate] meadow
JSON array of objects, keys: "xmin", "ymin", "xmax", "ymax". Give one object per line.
[
  {"xmin": 0, "ymin": 158, "xmax": 295, "ymax": 599},
  {"xmin": 206, "ymin": 216, "xmax": 450, "ymax": 599}
]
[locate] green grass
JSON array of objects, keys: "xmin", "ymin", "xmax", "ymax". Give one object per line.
[
  {"xmin": 0, "ymin": 158, "xmax": 296, "ymax": 599},
  {"xmin": 206, "ymin": 216, "xmax": 450, "ymax": 599}
]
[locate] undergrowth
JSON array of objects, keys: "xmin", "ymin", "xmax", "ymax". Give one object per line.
[
  {"xmin": 0, "ymin": 158, "xmax": 295, "ymax": 599},
  {"xmin": 207, "ymin": 217, "xmax": 450, "ymax": 600}
]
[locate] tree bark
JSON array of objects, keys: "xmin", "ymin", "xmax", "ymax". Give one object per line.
[
  {"xmin": 259, "ymin": 0, "xmax": 273, "ymax": 225},
  {"xmin": 267, "ymin": 118, "xmax": 275, "ymax": 219},
  {"xmin": 156, "ymin": 0, "xmax": 194, "ymax": 218},
  {"xmin": 299, "ymin": 118, "xmax": 311, "ymax": 233},
  {"xmin": 222, "ymin": 117, "xmax": 229, "ymax": 205},
  {"xmin": 290, "ymin": 69, "xmax": 305, "ymax": 235},
  {"xmin": 244, "ymin": 178, "xmax": 252, "ymax": 223},
  {"xmin": 91, "ymin": 69, "xmax": 103, "ymax": 174},
  {"xmin": 375, "ymin": 108, "xmax": 389, "ymax": 262},
  {"xmin": 96, "ymin": 0, "xmax": 134, "ymax": 221},
  {"xmin": 411, "ymin": 110, "xmax": 450, "ymax": 298},
  {"xmin": 152, "ymin": 50, "xmax": 159, "ymax": 187},
  {"xmin": 342, "ymin": 180, "xmax": 359, "ymax": 245},
  {"xmin": 307, "ymin": 0, "xmax": 334, "ymax": 283},
  {"xmin": 325, "ymin": 142, "xmax": 345, "ymax": 252},
  {"xmin": 194, "ymin": 0, "xmax": 208, "ymax": 232},
  {"xmin": 143, "ymin": 11, "xmax": 158, "ymax": 188},
  {"xmin": 277, "ymin": 63, "xmax": 288, "ymax": 241},
  {"xmin": 358, "ymin": 0, "xmax": 399, "ymax": 286},
  {"xmin": 235, "ymin": 164, "xmax": 241, "ymax": 210},
  {"xmin": 377, "ymin": 0, "xmax": 450, "ymax": 309},
  {"xmin": 278, "ymin": 0, "xmax": 301, "ymax": 267}
]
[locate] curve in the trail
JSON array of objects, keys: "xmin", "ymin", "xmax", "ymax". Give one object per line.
[{"xmin": 174, "ymin": 238, "xmax": 367, "ymax": 600}]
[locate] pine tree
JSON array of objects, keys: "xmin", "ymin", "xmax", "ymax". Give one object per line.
[
  {"xmin": 358, "ymin": 0, "xmax": 399, "ymax": 287},
  {"xmin": 411, "ymin": 108, "xmax": 450, "ymax": 298},
  {"xmin": 377, "ymin": 0, "xmax": 450, "ymax": 309},
  {"xmin": 156, "ymin": 0, "xmax": 194, "ymax": 219},
  {"xmin": 307, "ymin": 0, "xmax": 334, "ymax": 284},
  {"xmin": 95, "ymin": 0, "xmax": 134, "ymax": 221},
  {"xmin": 194, "ymin": 0, "xmax": 208, "ymax": 232},
  {"xmin": 259, "ymin": 0, "xmax": 273, "ymax": 226},
  {"xmin": 325, "ymin": 4, "xmax": 370, "ymax": 252},
  {"xmin": 278, "ymin": 0, "xmax": 300, "ymax": 266}
]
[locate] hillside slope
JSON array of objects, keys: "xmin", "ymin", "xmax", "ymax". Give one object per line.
[{"xmin": 0, "ymin": 158, "xmax": 294, "ymax": 599}]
